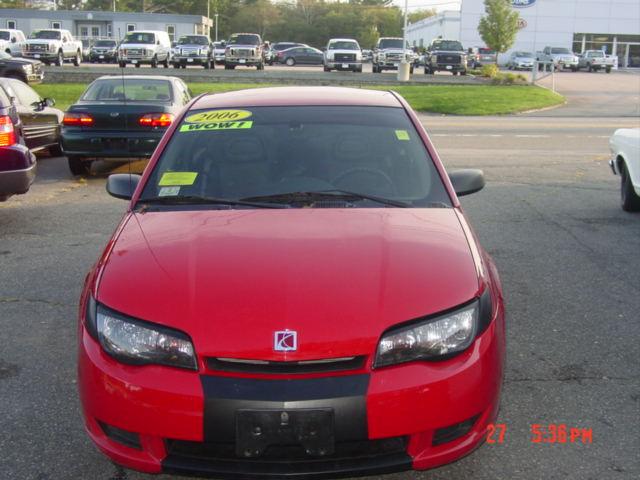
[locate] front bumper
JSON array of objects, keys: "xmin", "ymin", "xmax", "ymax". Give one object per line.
[
  {"xmin": 119, "ymin": 56, "xmax": 155, "ymax": 65},
  {"xmin": 90, "ymin": 52, "xmax": 117, "ymax": 61},
  {"xmin": 432, "ymin": 64, "xmax": 466, "ymax": 72},
  {"xmin": 0, "ymin": 145, "xmax": 37, "ymax": 199},
  {"xmin": 225, "ymin": 57, "xmax": 262, "ymax": 66},
  {"xmin": 78, "ymin": 303, "xmax": 505, "ymax": 477},
  {"xmin": 23, "ymin": 52, "xmax": 57, "ymax": 61},
  {"xmin": 26, "ymin": 71, "xmax": 44, "ymax": 83},
  {"xmin": 61, "ymin": 129, "xmax": 164, "ymax": 158},
  {"xmin": 173, "ymin": 56, "xmax": 209, "ymax": 66},
  {"xmin": 326, "ymin": 62, "xmax": 362, "ymax": 70}
]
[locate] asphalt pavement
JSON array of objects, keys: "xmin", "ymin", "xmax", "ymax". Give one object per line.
[{"xmin": 0, "ymin": 72, "xmax": 639, "ymax": 480}]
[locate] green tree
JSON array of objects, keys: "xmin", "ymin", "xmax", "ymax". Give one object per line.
[{"xmin": 477, "ymin": 0, "xmax": 519, "ymax": 61}]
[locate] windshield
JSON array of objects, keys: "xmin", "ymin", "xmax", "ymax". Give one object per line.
[
  {"xmin": 124, "ymin": 32, "xmax": 155, "ymax": 44},
  {"xmin": 514, "ymin": 51, "xmax": 533, "ymax": 57},
  {"xmin": 431, "ymin": 40, "xmax": 463, "ymax": 51},
  {"xmin": 478, "ymin": 48, "xmax": 495, "ymax": 54},
  {"xmin": 228, "ymin": 34, "xmax": 260, "ymax": 45},
  {"xmin": 81, "ymin": 79, "xmax": 172, "ymax": 102},
  {"xmin": 30, "ymin": 30, "xmax": 61, "ymax": 40},
  {"xmin": 178, "ymin": 35, "xmax": 209, "ymax": 45},
  {"xmin": 329, "ymin": 41, "xmax": 359, "ymax": 50},
  {"xmin": 94, "ymin": 40, "xmax": 116, "ymax": 48},
  {"xmin": 589, "ymin": 51, "xmax": 605, "ymax": 57},
  {"xmin": 551, "ymin": 48, "xmax": 571, "ymax": 54},
  {"xmin": 0, "ymin": 32, "xmax": 10, "ymax": 41},
  {"xmin": 138, "ymin": 105, "xmax": 451, "ymax": 208},
  {"xmin": 273, "ymin": 43, "xmax": 300, "ymax": 51},
  {"xmin": 378, "ymin": 39, "xmax": 405, "ymax": 49}
]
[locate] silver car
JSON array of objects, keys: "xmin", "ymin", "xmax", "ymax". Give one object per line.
[{"xmin": 507, "ymin": 51, "xmax": 535, "ymax": 70}]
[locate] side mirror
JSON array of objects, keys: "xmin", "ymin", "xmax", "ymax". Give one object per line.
[
  {"xmin": 44, "ymin": 97, "xmax": 55, "ymax": 107},
  {"xmin": 106, "ymin": 173, "xmax": 141, "ymax": 200},
  {"xmin": 448, "ymin": 169, "xmax": 485, "ymax": 197}
]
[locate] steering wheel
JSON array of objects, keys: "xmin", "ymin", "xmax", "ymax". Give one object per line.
[{"xmin": 332, "ymin": 167, "xmax": 396, "ymax": 195}]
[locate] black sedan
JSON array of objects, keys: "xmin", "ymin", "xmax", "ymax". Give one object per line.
[
  {"xmin": 0, "ymin": 81, "xmax": 36, "ymax": 202},
  {"xmin": 276, "ymin": 46, "xmax": 324, "ymax": 66},
  {"xmin": 89, "ymin": 39, "xmax": 118, "ymax": 63},
  {"xmin": 0, "ymin": 51, "xmax": 44, "ymax": 84},
  {"xmin": 61, "ymin": 75, "xmax": 192, "ymax": 175},
  {"xmin": 0, "ymin": 77, "xmax": 63, "ymax": 155}
]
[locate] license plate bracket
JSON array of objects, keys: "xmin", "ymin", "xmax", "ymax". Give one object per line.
[{"xmin": 236, "ymin": 409, "xmax": 334, "ymax": 458}]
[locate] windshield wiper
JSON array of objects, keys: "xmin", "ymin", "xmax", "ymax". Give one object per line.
[
  {"xmin": 242, "ymin": 190, "xmax": 411, "ymax": 208},
  {"xmin": 136, "ymin": 195, "xmax": 288, "ymax": 209}
]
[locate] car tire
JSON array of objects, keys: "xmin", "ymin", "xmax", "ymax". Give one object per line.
[
  {"xmin": 257, "ymin": 62, "xmax": 265, "ymax": 70},
  {"xmin": 49, "ymin": 142, "xmax": 63, "ymax": 157},
  {"xmin": 163, "ymin": 56, "xmax": 169, "ymax": 68},
  {"xmin": 606, "ymin": 66, "xmax": 612, "ymax": 73},
  {"xmin": 620, "ymin": 161, "xmax": 640, "ymax": 212},
  {"xmin": 173, "ymin": 63, "xmax": 180, "ymax": 69},
  {"xmin": 151, "ymin": 56, "xmax": 158, "ymax": 68},
  {"xmin": 372, "ymin": 64, "xmax": 378, "ymax": 73},
  {"xmin": 285, "ymin": 57, "xmax": 295, "ymax": 66},
  {"xmin": 225, "ymin": 64, "xmax": 234, "ymax": 70},
  {"xmin": 135, "ymin": 63, "xmax": 141, "ymax": 68},
  {"xmin": 68, "ymin": 156, "xmax": 91, "ymax": 176},
  {"xmin": 323, "ymin": 65, "xmax": 330, "ymax": 72},
  {"xmin": 453, "ymin": 71, "xmax": 459, "ymax": 76},
  {"xmin": 461, "ymin": 70, "xmax": 467, "ymax": 76},
  {"xmin": 73, "ymin": 51, "xmax": 81, "ymax": 66},
  {"xmin": 118, "ymin": 61, "xmax": 126, "ymax": 68},
  {"xmin": 56, "ymin": 50, "xmax": 63, "ymax": 66}
]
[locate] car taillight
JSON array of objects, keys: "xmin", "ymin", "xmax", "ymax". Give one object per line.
[
  {"xmin": 138, "ymin": 113, "xmax": 174, "ymax": 128},
  {"xmin": 63, "ymin": 113, "xmax": 94, "ymax": 126},
  {"xmin": 0, "ymin": 115, "xmax": 17, "ymax": 147}
]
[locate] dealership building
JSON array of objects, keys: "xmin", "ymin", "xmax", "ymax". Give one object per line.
[{"xmin": 406, "ymin": 0, "xmax": 640, "ymax": 68}]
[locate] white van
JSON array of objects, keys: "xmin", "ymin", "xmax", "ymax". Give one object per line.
[
  {"xmin": 118, "ymin": 30, "xmax": 172, "ymax": 68},
  {"xmin": 0, "ymin": 29, "xmax": 27, "ymax": 57}
]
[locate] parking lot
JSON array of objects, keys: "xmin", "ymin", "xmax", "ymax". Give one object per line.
[{"xmin": 1, "ymin": 71, "xmax": 639, "ymax": 480}]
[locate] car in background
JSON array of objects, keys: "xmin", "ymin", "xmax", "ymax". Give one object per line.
[
  {"xmin": 77, "ymin": 86, "xmax": 504, "ymax": 478},
  {"xmin": 0, "ymin": 83, "xmax": 36, "ymax": 202},
  {"xmin": 172, "ymin": 34, "xmax": 213, "ymax": 69},
  {"xmin": 61, "ymin": 75, "xmax": 192, "ymax": 175},
  {"xmin": 609, "ymin": 128, "xmax": 640, "ymax": 212},
  {"xmin": 212, "ymin": 41, "xmax": 226, "ymax": 64},
  {"xmin": 0, "ymin": 29, "xmax": 27, "ymax": 57},
  {"xmin": 81, "ymin": 39, "xmax": 94, "ymax": 59},
  {"xmin": 577, "ymin": 50, "xmax": 613, "ymax": 73},
  {"xmin": 468, "ymin": 47, "xmax": 496, "ymax": 68},
  {"xmin": 266, "ymin": 42, "xmax": 305, "ymax": 65},
  {"xmin": 372, "ymin": 37, "xmax": 414, "ymax": 74},
  {"xmin": 118, "ymin": 30, "xmax": 172, "ymax": 68},
  {"xmin": 89, "ymin": 39, "xmax": 118, "ymax": 63},
  {"xmin": 0, "ymin": 77, "xmax": 62, "ymax": 155},
  {"xmin": 23, "ymin": 29, "xmax": 82, "ymax": 66},
  {"xmin": 538, "ymin": 46, "xmax": 579, "ymax": 71},
  {"xmin": 225, "ymin": 33, "xmax": 264, "ymax": 70},
  {"xmin": 506, "ymin": 51, "xmax": 535, "ymax": 70},
  {"xmin": 424, "ymin": 39, "xmax": 467, "ymax": 75},
  {"xmin": 276, "ymin": 46, "xmax": 323, "ymax": 66},
  {"xmin": 0, "ymin": 51, "xmax": 44, "ymax": 83},
  {"xmin": 324, "ymin": 38, "xmax": 362, "ymax": 72}
]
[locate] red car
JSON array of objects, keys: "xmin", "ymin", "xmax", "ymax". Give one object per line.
[{"xmin": 78, "ymin": 87, "xmax": 505, "ymax": 478}]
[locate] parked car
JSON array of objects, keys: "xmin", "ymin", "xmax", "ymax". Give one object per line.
[
  {"xmin": 266, "ymin": 42, "xmax": 305, "ymax": 65},
  {"xmin": 577, "ymin": 50, "xmax": 613, "ymax": 73},
  {"xmin": 0, "ymin": 51, "xmax": 44, "ymax": 84},
  {"xmin": 372, "ymin": 37, "xmax": 414, "ymax": 74},
  {"xmin": 61, "ymin": 75, "xmax": 192, "ymax": 175},
  {"xmin": 468, "ymin": 47, "xmax": 496, "ymax": 68},
  {"xmin": 23, "ymin": 29, "xmax": 82, "ymax": 66},
  {"xmin": 537, "ymin": 46, "xmax": 579, "ymax": 71},
  {"xmin": 506, "ymin": 51, "xmax": 535, "ymax": 70},
  {"xmin": 78, "ymin": 86, "xmax": 504, "ymax": 478},
  {"xmin": 172, "ymin": 34, "xmax": 213, "ymax": 69},
  {"xmin": 609, "ymin": 128, "xmax": 640, "ymax": 212},
  {"xmin": 0, "ymin": 29, "xmax": 27, "ymax": 57},
  {"xmin": 0, "ymin": 81, "xmax": 36, "ymax": 202},
  {"xmin": 0, "ymin": 77, "xmax": 62, "ymax": 155},
  {"xmin": 212, "ymin": 41, "xmax": 226, "ymax": 64},
  {"xmin": 424, "ymin": 39, "xmax": 467, "ymax": 75},
  {"xmin": 81, "ymin": 39, "xmax": 94, "ymax": 59},
  {"xmin": 89, "ymin": 39, "xmax": 118, "ymax": 63},
  {"xmin": 118, "ymin": 30, "xmax": 172, "ymax": 68},
  {"xmin": 324, "ymin": 38, "xmax": 362, "ymax": 72},
  {"xmin": 276, "ymin": 46, "xmax": 323, "ymax": 66},
  {"xmin": 225, "ymin": 33, "xmax": 264, "ymax": 70}
]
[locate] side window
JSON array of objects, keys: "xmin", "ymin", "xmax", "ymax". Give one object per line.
[{"xmin": 8, "ymin": 79, "xmax": 41, "ymax": 107}]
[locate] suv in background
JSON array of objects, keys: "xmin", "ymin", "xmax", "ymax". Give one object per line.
[
  {"xmin": 577, "ymin": 50, "xmax": 613, "ymax": 73},
  {"xmin": 538, "ymin": 46, "xmax": 579, "ymax": 71},
  {"xmin": 225, "ymin": 33, "xmax": 264, "ymax": 70},
  {"xmin": 23, "ymin": 29, "xmax": 82, "ymax": 66},
  {"xmin": 324, "ymin": 38, "xmax": 362, "ymax": 72},
  {"xmin": 372, "ymin": 37, "xmax": 414, "ymax": 74},
  {"xmin": 0, "ymin": 29, "xmax": 26, "ymax": 57},
  {"xmin": 172, "ymin": 34, "xmax": 213, "ymax": 69},
  {"xmin": 118, "ymin": 30, "xmax": 171, "ymax": 68},
  {"xmin": 424, "ymin": 39, "xmax": 467, "ymax": 75},
  {"xmin": 468, "ymin": 47, "xmax": 496, "ymax": 68},
  {"xmin": 88, "ymin": 39, "xmax": 118, "ymax": 63}
]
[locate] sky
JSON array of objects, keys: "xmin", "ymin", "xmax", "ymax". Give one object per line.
[{"xmin": 391, "ymin": 0, "xmax": 462, "ymax": 12}]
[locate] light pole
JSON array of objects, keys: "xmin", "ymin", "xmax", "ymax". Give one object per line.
[
  {"xmin": 215, "ymin": 14, "xmax": 219, "ymax": 42},
  {"xmin": 397, "ymin": 0, "xmax": 410, "ymax": 81}
]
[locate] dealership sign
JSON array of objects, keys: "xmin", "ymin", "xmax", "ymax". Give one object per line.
[{"xmin": 512, "ymin": 0, "xmax": 536, "ymax": 7}]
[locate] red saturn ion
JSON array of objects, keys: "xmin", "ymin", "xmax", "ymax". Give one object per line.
[{"xmin": 78, "ymin": 87, "xmax": 505, "ymax": 478}]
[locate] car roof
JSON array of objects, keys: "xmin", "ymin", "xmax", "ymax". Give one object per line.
[
  {"xmin": 329, "ymin": 38, "xmax": 358, "ymax": 42},
  {"xmin": 95, "ymin": 75, "xmax": 178, "ymax": 81},
  {"xmin": 191, "ymin": 87, "xmax": 401, "ymax": 110}
]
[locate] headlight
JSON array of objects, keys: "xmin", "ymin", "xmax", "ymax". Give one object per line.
[
  {"xmin": 374, "ymin": 290, "xmax": 492, "ymax": 368},
  {"xmin": 326, "ymin": 52, "xmax": 334, "ymax": 61},
  {"xmin": 88, "ymin": 300, "xmax": 197, "ymax": 370},
  {"xmin": 50, "ymin": 44, "xmax": 56, "ymax": 52},
  {"xmin": 22, "ymin": 64, "xmax": 32, "ymax": 73}
]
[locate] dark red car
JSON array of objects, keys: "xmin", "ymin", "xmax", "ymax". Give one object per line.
[{"xmin": 78, "ymin": 87, "xmax": 505, "ymax": 478}]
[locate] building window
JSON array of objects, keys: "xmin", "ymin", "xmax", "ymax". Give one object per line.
[
  {"xmin": 92, "ymin": 26, "xmax": 100, "ymax": 37},
  {"xmin": 166, "ymin": 24, "xmax": 176, "ymax": 42},
  {"xmin": 7, "ymin": 20, "xmax": 17, "ymax": 30},
  {"xmin": 126, "ymin": 24, "xmax": 136, "ymax": 33},
  {"xmin": 107, "ymin": 24, "xmax": 112, "ymax": 37},
  {"xmin": 80, "ymin": 27, "xmax": 88, "ymax": 37},
  {"xmin": 51, "ymin": 21, "xmax": 62, "ymax": 29}
]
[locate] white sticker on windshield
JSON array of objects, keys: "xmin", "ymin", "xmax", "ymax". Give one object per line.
[{"xmin": 158, "ymin": 186, "xmax": 180, "ymax": 197}]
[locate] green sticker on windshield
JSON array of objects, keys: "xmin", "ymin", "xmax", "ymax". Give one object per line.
[
  {"xmin": 159, "ymin": 171, "xmax": 198, "ymax": 186},
  {"xmin": 395, "ymin": 130, "xmax": 410, "ymax": 141},
  {"xmin": 179, "ymin": 121, "xmax": 253, "ymax": 132}
]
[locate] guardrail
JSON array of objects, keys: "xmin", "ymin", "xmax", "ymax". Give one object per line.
[{"xmin": 531, "ymin": 61, "xmax": 555, "ymax": 92}]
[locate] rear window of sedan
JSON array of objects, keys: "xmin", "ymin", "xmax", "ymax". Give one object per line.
[
  {"xmin": 81, "ymin": 79, "xmax": 172, "ymax": 102},
  {"xmin": 140, "ymin": 105, "xmax": 452, "ymax": 208}
]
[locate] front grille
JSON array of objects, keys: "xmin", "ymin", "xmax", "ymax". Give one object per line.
[
  {"xmin": 124, "ymin": 48, "xmax": 142, "ymax": 55},
  {"xmin": 232, "ymin": 48, "xmax": 254, "ymax": 57},
  {"xmin": 385, "ymin": 53, "xmax": 402, "ymax": 61},
  {"xmin": 437, "ymin": 54, "xmax": 461, "ymax": 64},
  {"xmin": 27, "ymin": 44, "xmax": 48, "ymax": 52},
  {"xmin": 334, "ymin": 53, "xmax": 356, "ymax": 62},
  {"xmin": 206, "ymin": 356, "xmax": 367, "ymax": 374}
]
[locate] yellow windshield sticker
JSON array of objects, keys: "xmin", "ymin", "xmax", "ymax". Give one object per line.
[
  {"xmin": 159, "ymin": 172, "xmax": 198, "ymax": 186},
  {"xmin": 395, "ymin": 130, "xmax": 410, "ymax": 141},
  {"xmin": 179, "ymin": 121, "xmax": 253, "ymax": 132},
  {"xmin": 185, "ymin": 109, "xmax": 253, "ymax": 123}
]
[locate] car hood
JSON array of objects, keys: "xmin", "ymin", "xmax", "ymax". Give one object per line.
[
  {"xmin": 2, "ymin": 56, "xmax": 41, "ymax": 67},
  {"xmin": 97, "ymin": 208, "xmax": 480, "ymax": 361}
]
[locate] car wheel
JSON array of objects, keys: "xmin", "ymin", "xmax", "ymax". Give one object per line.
[
  {"xmin": 570, "ymin": 66, "xmax": 577, "ymax": 72},
  {"xmin": 461, "ymin": 70, "xmax": 467, "ymax": 76},
  {"xmin": 67, "ymin": 156, "xmax": 92, "ymax": 176},
  {"xmin": 453, "ymin": 71, "xmax": 459, "ymax": 76},
  {"xmin": 606, "ymin": 66, "xmax": 612, "ymax": 73},
  {"xmin": 182, "ymin": 65, "xmax": 187, "ymax": 69},
  {"xmin": 135, "ymin": 63, "xmax": 141, "ymax": 68},
  {"xmin": 151, "ymin": 56, "xmax": 158, "ymax": 68},
  {"xmin": 163, "ymin": 56, "xmax": 169, "ymax": 68},
  {"xmin": 323, "ymin": 65, "xmax": 330, "ymax": 72},
  {"xmin": 173, "ymin": 63, "xmax": 180, "ymax": 69},
  {"xmin": 49, "ymin": 142, "xmax": 63, "ymax": 157},
  {"xmin": 372, "ymin": 64, "xmax": 378, "ymax": 73},
  {"xmin": 285, "ymin": 57, "xmax": 295, "ymax": 66},
  {"xmin": 620, "ymin": 161, "xmax": 640, "ymax": 212},
  {"xmin": 73, "ymin": 51, "xmax": 81, "ymax": 66},
  {"xmin": 56, "ymin": 51, "xmax": 63, "ymax": 66}
]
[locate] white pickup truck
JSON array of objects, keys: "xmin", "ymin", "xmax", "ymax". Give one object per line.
[
  {"xmin": 577, "ymin": 50, "xmax": 614, "ymax": 73},
  {"xmin": 23, "ymin": 29, "xmax": 82, "ymax": 66},
  {"xmin": 0, "ymin": 29, "xmax": 26, "ymax": 56}
]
